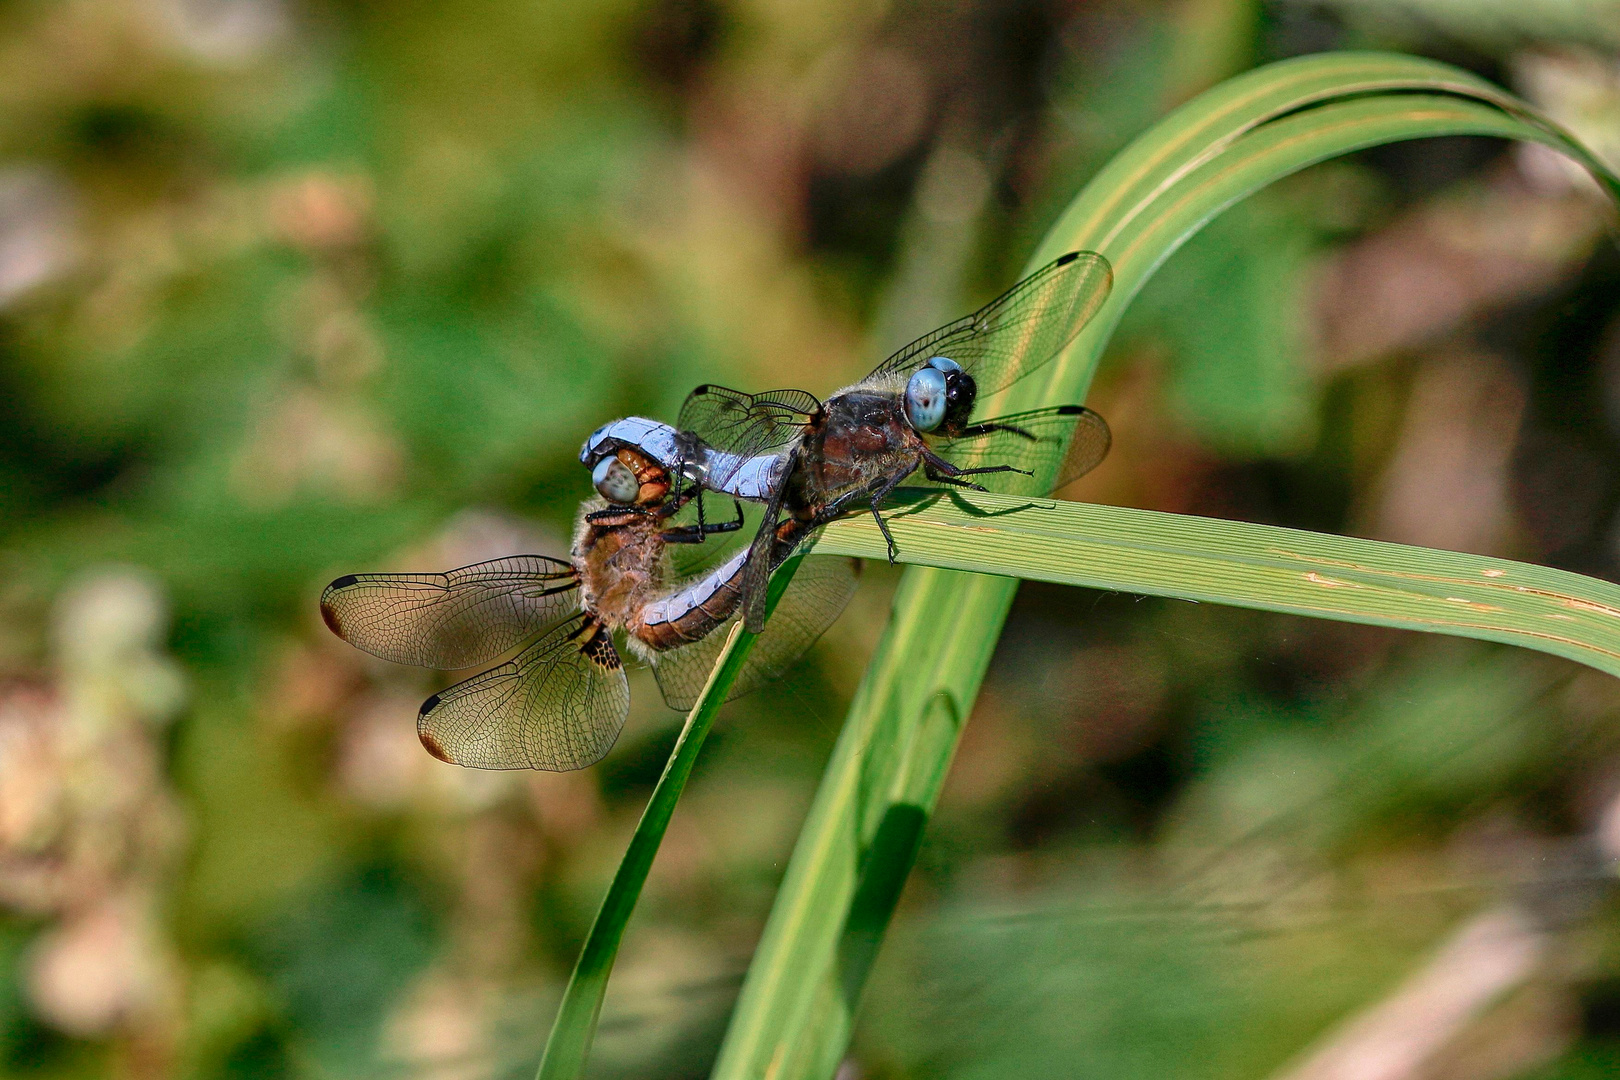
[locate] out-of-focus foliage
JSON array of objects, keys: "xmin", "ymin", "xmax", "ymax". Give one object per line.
[{"xmin": 1, "ymin": 1, "xmax": 1619, "ymax": 1078}]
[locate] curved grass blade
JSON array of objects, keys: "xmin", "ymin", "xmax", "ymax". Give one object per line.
[
  {"xmin": 710, "ymin": 51, "xmax": 1620, "ymax": 1080},
  {"xmin": 807, "ymin": 490, "xmax": 1620, "ymax": 677},
  {"xmin": 534, "ymin": 557, "xmax": 805, "ymax": 1080}
]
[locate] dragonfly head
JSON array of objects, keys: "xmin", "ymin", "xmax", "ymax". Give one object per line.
[
  {"xmin": 592, "ymin": 447, "xmax": 671, "ymax": 507},
  {"xmin": 905, "ymin": 356, "xmax": 977, "ymax": 435}
]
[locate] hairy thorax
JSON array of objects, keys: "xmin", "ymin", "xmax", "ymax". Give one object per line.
[
  {"xmin": 793, "ymin": 390, "xmax": 923, "ymax": 515},
  {"xmin": 573, "ymin": 502, "xmax": 666, "ymax": 630}
]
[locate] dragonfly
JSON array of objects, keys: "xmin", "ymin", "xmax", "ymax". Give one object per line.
[
  {"xmin": 320, "ymin": 442, "xmax": 857, "ymax": 770},
  {"xmin": 668, "ymin": 250, "xmax": 1116, "ymax": 631}
]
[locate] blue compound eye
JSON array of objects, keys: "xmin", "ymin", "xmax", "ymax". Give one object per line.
[
  {"xmin": 905, "ymin": 366, "xmax": 949, "ymax": 432},
  {"xmin": 592, "ymin": 456, "xmax": 640, "ymax": 504},
  {"xmin": 927, "ymin": 356, "xmax": 962, "ymax": 375}
]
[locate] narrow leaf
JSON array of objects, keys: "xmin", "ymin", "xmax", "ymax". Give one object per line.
[{"xmin": 808, "ymin": 490, "xmax": 1620, "ymax": 678}]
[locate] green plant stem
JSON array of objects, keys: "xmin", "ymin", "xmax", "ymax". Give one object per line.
[{"xmin": 534, "ymin": 557, "xmax": 804, "ymax": 1080}]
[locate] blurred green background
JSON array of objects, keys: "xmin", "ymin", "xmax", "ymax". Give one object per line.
[{"xmin": 3, "ymin": 1, "xmax": 1620, "ymax": 1078}]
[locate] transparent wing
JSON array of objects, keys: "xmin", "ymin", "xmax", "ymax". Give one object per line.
[
  {"xmin": 932, "ymin": 406, "xmax": 1111, "ymax": 498},
  {"xmin": 320, "ymin": 555, "xmax": 579, "ymax": 669},
  {"xmin": 866, "ymin": 251, "xmax": 1112, "ymax": 398},
  {"xmin": 740, "ymin": 485, "xmax": 788, "ymax": 634},
  {"xmin": 416, "ymin": 615, "xmax": 630, "ymax": 771},
  {"xmin": 651, "ymin": 551, "xmax": 860, "ymax": 711},
  {"xmin": 677, "ymin": 384, "xmax": 819, "ymax": 491}
]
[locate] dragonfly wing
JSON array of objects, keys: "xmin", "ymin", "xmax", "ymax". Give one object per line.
[
  {"xmin": 932, "ymin": 405, "xmax": 1111, "ymax": 497},
  {"xmin": 677, "ymin": 384, "xmax": 817, "ymax": 492},
  {"xmin": 1054, "ymin": 406, "xmax": 1112, "ymax": 491},
  {"xmin": 320, "ymin": 555, "xmax": 580, "ymax": 669},
  {"xmin": 416, "ymin": 616, "xmax": 630, "ymax": 771},
  {"xmin": 866, "ymin": 251, "xmax": 1112, "ymax": 399},
  {"xmin": 739, "ymin": 484, "xmax": 787, "ymax": 634},
  {"xmin": 730, "ymin": 551, "xmax": 859, "ymax": 698},
  {"xmin": 651, "ymin": 551, "xmax": 860, "ymax": 711}
]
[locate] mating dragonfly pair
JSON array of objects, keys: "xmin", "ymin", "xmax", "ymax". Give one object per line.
[{"xmin": 321, "ymin": 251, "xmax": 1115, "ymax": 770}]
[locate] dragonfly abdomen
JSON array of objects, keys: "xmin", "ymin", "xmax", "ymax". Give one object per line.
[{"xmin": 631, "ymin": 545, "xmax": 750, "ymax": 651}]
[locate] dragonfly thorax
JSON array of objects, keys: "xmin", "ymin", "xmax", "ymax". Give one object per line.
[{"xmin": 573, "ymin": 504, "xmax": 668, "ymax": 629}]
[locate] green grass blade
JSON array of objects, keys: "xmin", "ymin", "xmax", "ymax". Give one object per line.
[
  {"xmin": 808, "ymin": 490, "xmax": 1620, "ymax": 677},
  {"xmin": 534, "ymin": 558, "xmax": 805, "ymax": 1080},
  {"xmin": 1058, "ymin": 50, "xmax": 1618, "ymax": 264},
  {"xmin": 710, "ymin": 51, "xmax": 1620, "ymax": 1080}
]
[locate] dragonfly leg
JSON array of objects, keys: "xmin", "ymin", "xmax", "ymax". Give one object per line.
[
  {"xmin": 656, "ymin": 478, "xmax": 700, "ymax": 520},
  {"xmin": 801, "ymin": 478, "xmax": 905, "ymax": 560},
  {"xmin": 814, "ymin": 487, "xmax": 868, "ymax": 520},
  {"xmin": 922, "ymin": 447, "xmax": 1032, "ymax": 482},
  {"xmin": 707, "ymin": 499, "xmax": 746, "ymax": 535},
  {"xmin": 690, "ymin": 481, "xmax": 709, "ymax": 532},
  {"xmin": 954, "ymin": 421, "xmax": 1036, "ymax": 441},
  {"xmin": 664, "ymin": 495, "xmax": 744, "ymax": 544},
  {"xmin": 924, "ymin": 467, "xmax": 989, "ymax": 493},
  {"xmin": 866, "ymin": 473, "xmax": 912, "ymax": 562},
  {"xmin": 585, "ymin": 505, "xmax": 657, "ymax": 524}
]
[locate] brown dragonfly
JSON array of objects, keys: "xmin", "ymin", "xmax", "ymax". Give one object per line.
[{"xmin": 320, "ymin": 443, "xmax": 856, "ymax": 770}]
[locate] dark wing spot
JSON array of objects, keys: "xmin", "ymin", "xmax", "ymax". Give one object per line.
[
  {"xmin": 581, "ymin": 625, "xmax": 622, "ymax": 670},
  {"xmin": 417, "ymin": 694, "xmax": 452, "ymax": 761},
  {"xmin": 1056, "ymin": 404, "xmax": 1084, "ymax": 416},
  {"xmin": 318, "ymin": 575, "xmax": 360, "ymax": 636},
  {"xmin": 692, "ymin": 383, "xmax": 712, "ymax": 395},
  {"xmin": 414, "ymin": 696, "xmax": 453, "ymax": 764},
  {"xmin": 1056, "ymin": 251, "xmax": 1078, "ymax": 266}
]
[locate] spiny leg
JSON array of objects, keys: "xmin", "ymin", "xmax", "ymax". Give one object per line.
[
  {"xmin": 703, "ymin": 499, "xmax": 746, "ymax": 535},
  {"xmin": 680, "ymin": 487, "xmax": 749, "ymax": 536},
  {"xmin": 922, "ymin": 448, "xmax": 1031, "ymax": 482},
  {"xmin": 663, "ymin": 499, "xmax": 744, "ymax": 543},
  {"xmin": 656, "ymin": 479, "xmax": 699, "ymax": 522},
  {"xmin": 691, "ymin": 482, "xmax": 709, "ymax": 534},
  {"xmin": 955, "ymin": 421, "xmax": 1036, "ymax": 441},
  {"xmin": 924, "ymin": 467, "xmax": 988, "ymax": 492},
  {"xmin": 586, "ymin": 505, "xmax": 658, "ymax": 524},
  {"xmin": 798, "ymin": 481, "xmax": 900, "ymax": 561},
  {"xmin": 865, "ymin": 472, "xmax": 912, "ymax": 563}
]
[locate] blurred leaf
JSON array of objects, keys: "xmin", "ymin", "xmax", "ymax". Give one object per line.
[
  {"xmin": 856, "ymin": 646, "xmax": 1587, "ymax": 1079},
  {"xmin": 1122, "ymin": 190, "xmax": 1321, "ymax": 455},
  {"xmin": 374, "ymin": 288, "xmax": 613, "ymax": 489},
  {"xmin": 0, "ymin": 918, "xmax": 34, "ymax": 1069},
  {"xmin": 249, "ymin": 864, "xmax": 436, "ymax": 1074},
  {"xmin": 1320, "ymin": 0, "xmax": 1620, "ymax": 52}
]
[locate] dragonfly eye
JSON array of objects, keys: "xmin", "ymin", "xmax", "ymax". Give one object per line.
[
  {"xmin": 592, "ymin": 456, "xmax": 640, "ymax": 504},
  {"xmin": 926, "ymin": 356, "xmax": 962, "ymax": 375},
  {"xmin": 905, "ymin": 366, "xmax": 949, "ymax": 432}
]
